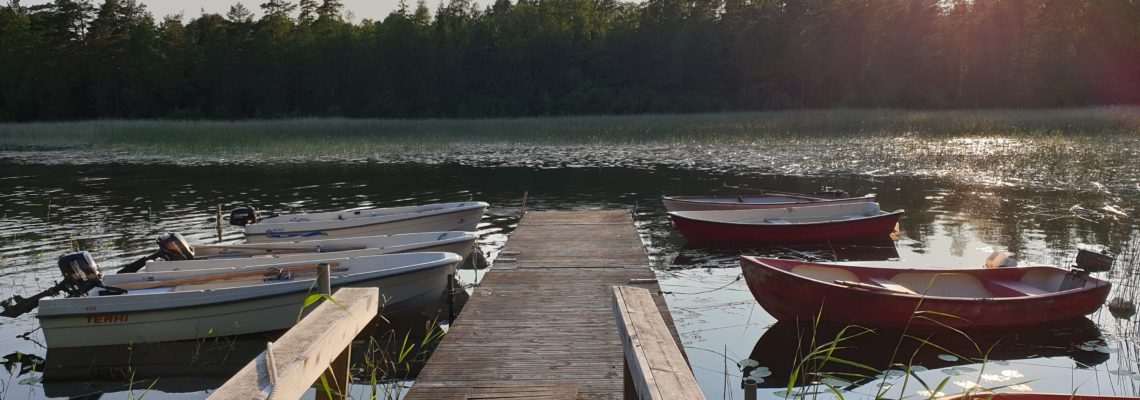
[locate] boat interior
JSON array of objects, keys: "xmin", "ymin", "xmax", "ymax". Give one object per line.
[{"xmin": 783, "ymin": 263, "xmax": 1095, "ymax": 298}]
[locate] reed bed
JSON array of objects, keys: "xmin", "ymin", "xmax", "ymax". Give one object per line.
[{"xmin": 1, "ymin": 108, "xmax": 1138, "ymax": 157}]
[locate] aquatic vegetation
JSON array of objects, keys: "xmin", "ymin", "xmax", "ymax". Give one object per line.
[{"xmin": 3, "ymin": 108, "xmax": 1138, "ymax": 196}]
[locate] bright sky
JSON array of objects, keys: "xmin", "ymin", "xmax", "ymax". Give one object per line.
[{"xmin": 22, "ymin": 0, "xmax": 409, "ymax": 22}]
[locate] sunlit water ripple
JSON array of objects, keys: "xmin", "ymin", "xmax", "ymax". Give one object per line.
[{"xmin": 0, "ymin": 138, "xmax": 1138, "ymax": 399}]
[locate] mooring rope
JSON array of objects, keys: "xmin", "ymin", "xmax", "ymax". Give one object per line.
[{"xmin": 659, "ymin": 274, "xmax": 742, "ymax": 295}]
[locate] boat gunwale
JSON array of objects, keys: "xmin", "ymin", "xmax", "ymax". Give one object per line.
[
  {"xmin": 743, "ymin": 256, "xmax": 1111, "ymax": 302},
  {"xmin": 664, "ymin": 193, "xmax": 875, "ymax": 205},
  {"xmin": 246, "ymin": 204, "xmax": 487, "ymax": 235},
  {"xmin": 669, "ymin": 208, "xmax": 904, "ymax": 228},
  {"xmin": 38, "ymin": 254, "xmax": 461, "ymax": 318},
  {"xmin": 187, "ymin": 232, "xmax": 477, "ymax": 261}
]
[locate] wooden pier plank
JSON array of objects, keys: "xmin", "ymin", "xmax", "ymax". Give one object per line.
[
  {"xmin": 613, "ymin": 286, "xmax": 705, "ymax": 400},
  {"xmin": 404, "ymin": 210, "xmax": 684, "ymax": 400}
]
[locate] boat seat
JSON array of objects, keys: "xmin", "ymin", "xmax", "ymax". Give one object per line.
[
  {"xmin": 790, "ymin": 265, "xmax": 859, "ymax": 284},
  {"xmin": 890, "ymin": 272, "xmax": 994, "ymax": 298},
  {"xmin": 988, "ymin": 280, "xmax": 1048, "ymax": 296},
  {"xmin": 1020, "ymin": 269, "xmax": 1066, "ymax": 292}
]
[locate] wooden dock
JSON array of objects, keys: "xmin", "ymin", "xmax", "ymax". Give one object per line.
[{"xmin": 404, "ymin": 210, "xmax": 685, "ymax": 399}]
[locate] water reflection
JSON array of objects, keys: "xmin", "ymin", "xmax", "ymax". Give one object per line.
[
  {"xmin": 742, "ymin": 318, "xmax": 1108, "ymax": 390},
  {"xmin": 671, "ymin": 237, "xmax": 901, "ymax": 268},
  {"xmin": 32, "ymin": 315, "xmax": 444, "ymax": 399},
  {"xmin": 0, "ymin": 159, "xmax": 1136, "ymax": 399}
]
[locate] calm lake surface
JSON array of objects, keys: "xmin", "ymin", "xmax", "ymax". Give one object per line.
[{"xmin": 1, "ymin": 137, "xmax": 1138, "ymax": 399}]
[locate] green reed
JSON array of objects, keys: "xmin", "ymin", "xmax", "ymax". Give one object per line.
[{"xmin": 1, "ymin": 107, "xmax": 1138, "ymax": 157}]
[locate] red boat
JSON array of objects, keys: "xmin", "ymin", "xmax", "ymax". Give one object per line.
[
  {"xmin": 740, "ymin": 256, "xmax": 1111, "ymax": 330},
  {"xmin": 662, "ymin": 191, "xmax": 875, "ymax": 212},
  {"xmin": 669, "ymin": 202, "xmax": 902, "ymax": 244},
  {"xmin": 946, "ymin": 393, "xmax": 1138, "ymax": 400}
]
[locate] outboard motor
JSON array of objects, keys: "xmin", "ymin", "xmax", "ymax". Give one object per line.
[
  {"xmin": 156, "ymin": 232, "xmax": 195, "ymax": 261},
  {"xmin": 2, "ymin": 251, "xmax": 116, "ymax": 318},
  {"xmin": 229, "ymin": 206, "xmax": 260, "ymax": 227},
  {"xmin": 813, "ymin": 186, "xmax": 850, "ymax": 199},
  {"xmin": 57, "ymin": 251, "xmax": 105, "ymax": 297},
  {"xmin": 1074, "ymin": 249, "xmax": 1113, "ymax": 273}
]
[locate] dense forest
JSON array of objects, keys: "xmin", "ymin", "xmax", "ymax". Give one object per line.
[{"xmin": 0, "ymin": 0, "xmax": 1138, "ymax": 120}]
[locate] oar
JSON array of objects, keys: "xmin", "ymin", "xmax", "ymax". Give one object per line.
[
  {"xmin": 834, "ymin": 279, "xmax": 913, "ymax": 294},
  {"xmin": 115, "ymin": 262, "xmax": 342, "ymax": 290},
  {"xmin": 197, "ymin": 245, "xmax": 368, "ymax": 254},
  {"xmin": 197, "ymin": 243, "xmax": 369, "ymax": 257}
]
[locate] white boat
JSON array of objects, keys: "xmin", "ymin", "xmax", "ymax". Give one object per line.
[
  {"xmin": 37, "ymin": 252, "xmax": 462, "ymax": 348},
  {"xmin": 239, "ymin": 201, "xmax": 489, "ymax": 243},
  {"xmin": 140, "ymin": 231, "xmax": 478, "ymax": 272}
]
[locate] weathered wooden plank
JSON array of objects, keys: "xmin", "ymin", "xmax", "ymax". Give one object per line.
[
  {"xmin": 405, "ymin": 210, "xmax": 686, "ymax": 400},
  {"xmin": 613, "ymin": 286, "xmax": 704, "ymax": 400},
  {"xmin": 207, "ymin": 287, "xmax": 379, "ymax": 400}
]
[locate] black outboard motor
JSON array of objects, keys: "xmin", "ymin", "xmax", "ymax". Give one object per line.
[
  {"xmin": 156, "ymin": 232, "xmax": 195, "ymax": 261},
  {"xmin": 1074, "ymin": 249, "xmax": 1113, "ymax": 273},
  {"xmin": 2, "ymin": 251, "xmax": 121, "ymax": 318},
  {"xmin": 57, "ymin": 251, "xmax": 105, "ymax": 297},
  {"xmin": 813, "ymin": 187, "xmax": 850, "ymax": 199},
  {"xmin": 230, "ymin": 206, "xmax": 260, "ymax": 227}
]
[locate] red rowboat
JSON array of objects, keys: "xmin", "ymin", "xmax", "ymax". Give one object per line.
[
  {"xmin": 662, "ymin": 192, "xmax": 876, "ymax": 212},
  {"xmin": 740, "ymin": 256, "xmax": 1111, "ymax": 330},
  {"xmin": 669, "ymin": 202, "xmax": 902, "ymax": 244},
  {"xmin": 945, "ymin": 394, "xmax": 1138, "ymax": 400}
]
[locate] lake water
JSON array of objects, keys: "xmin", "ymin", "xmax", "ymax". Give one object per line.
[{"xmin": 1, "ymin": 137, "xmax": 1138, "ymax": 399}]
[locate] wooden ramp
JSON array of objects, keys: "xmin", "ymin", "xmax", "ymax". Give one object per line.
[{"xmin": 404, "ymin": 210, "xmax": 684, "ymax": 400}]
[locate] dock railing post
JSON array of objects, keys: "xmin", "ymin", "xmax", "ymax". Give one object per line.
[
  {"xmin": 317, "ymin": 263, "xmax": 332, "ymax": 295},
  {"xmin": 216, "ymin": 205, "xmax": 224, "ymax": 243},
  {"xmin": 313, "ymin": 262, "xmax": 346, "ymax": 400},
  {"xmin": 742, "ymin": 378, "xmax": 757, "ymax": 400}
]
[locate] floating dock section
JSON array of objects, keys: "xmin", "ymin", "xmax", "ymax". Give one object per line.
[{"xmin": 404, "ymin": 210, "xmax": 684, "ymax": 399}]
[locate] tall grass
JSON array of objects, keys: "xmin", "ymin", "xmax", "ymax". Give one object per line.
[{"xmin": 1, "ymin": 107, "xmax": 1138, "ymax": 157}]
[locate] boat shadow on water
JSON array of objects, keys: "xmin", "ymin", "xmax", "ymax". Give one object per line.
[{"xmin": 741, "ymin": 317, "xmax": 1109, "ymax": 390}]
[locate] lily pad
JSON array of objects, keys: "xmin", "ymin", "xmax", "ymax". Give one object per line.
[
  {"xmin": 738, "ymin": 359, "xmax": 760, "ymax": 368},
  {"xmin": 749, "ymin": 368, "xmax": 772, "ymax": 379},
  {"xmin": 938, "ymin": 354, "xmax": 959, "ymax": 362},
  {"xmin": 916, "ymin": 390, "xmax": 946, "ymax": 398}
]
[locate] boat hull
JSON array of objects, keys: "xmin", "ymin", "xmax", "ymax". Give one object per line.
[
  {"xmin": 663, "ymin": 194, "xmax": 875, "ymax": 212},
  {"xmin": 670, "ymin": 209, "xmax": 902, "ymax": 244},
  {"xmin": 740, "ymin": 257, "xmax": 1111, "ymax": 330},
  {"xmin": 39, "ymin": 255, "xmax": 460, "ymax": 348},
  {"xmin": 244, "ymin": 203, "xmax": 486, "ymax": 243}
]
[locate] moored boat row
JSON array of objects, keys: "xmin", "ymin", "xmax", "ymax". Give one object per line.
[
  {"xmin": 663, "ymin": 187, "xmax": 1116, "ymax": 331},
  {"xmin": 1, "ymin": 200, "xmax": 490, "ymax": 349}
]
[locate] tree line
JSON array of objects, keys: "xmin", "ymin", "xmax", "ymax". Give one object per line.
[{"xmin": 0, "ymin": 0, "xmax": 1137, "ymax": 121}]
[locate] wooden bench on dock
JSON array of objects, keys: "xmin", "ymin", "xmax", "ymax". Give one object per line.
[
  {"xmin": 613, "ymin": 286, "xmax": 705, "ymax": 400},
  {"xmin": 207, "ymin": 286, "xmax": 379, "ymax": 400}
]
